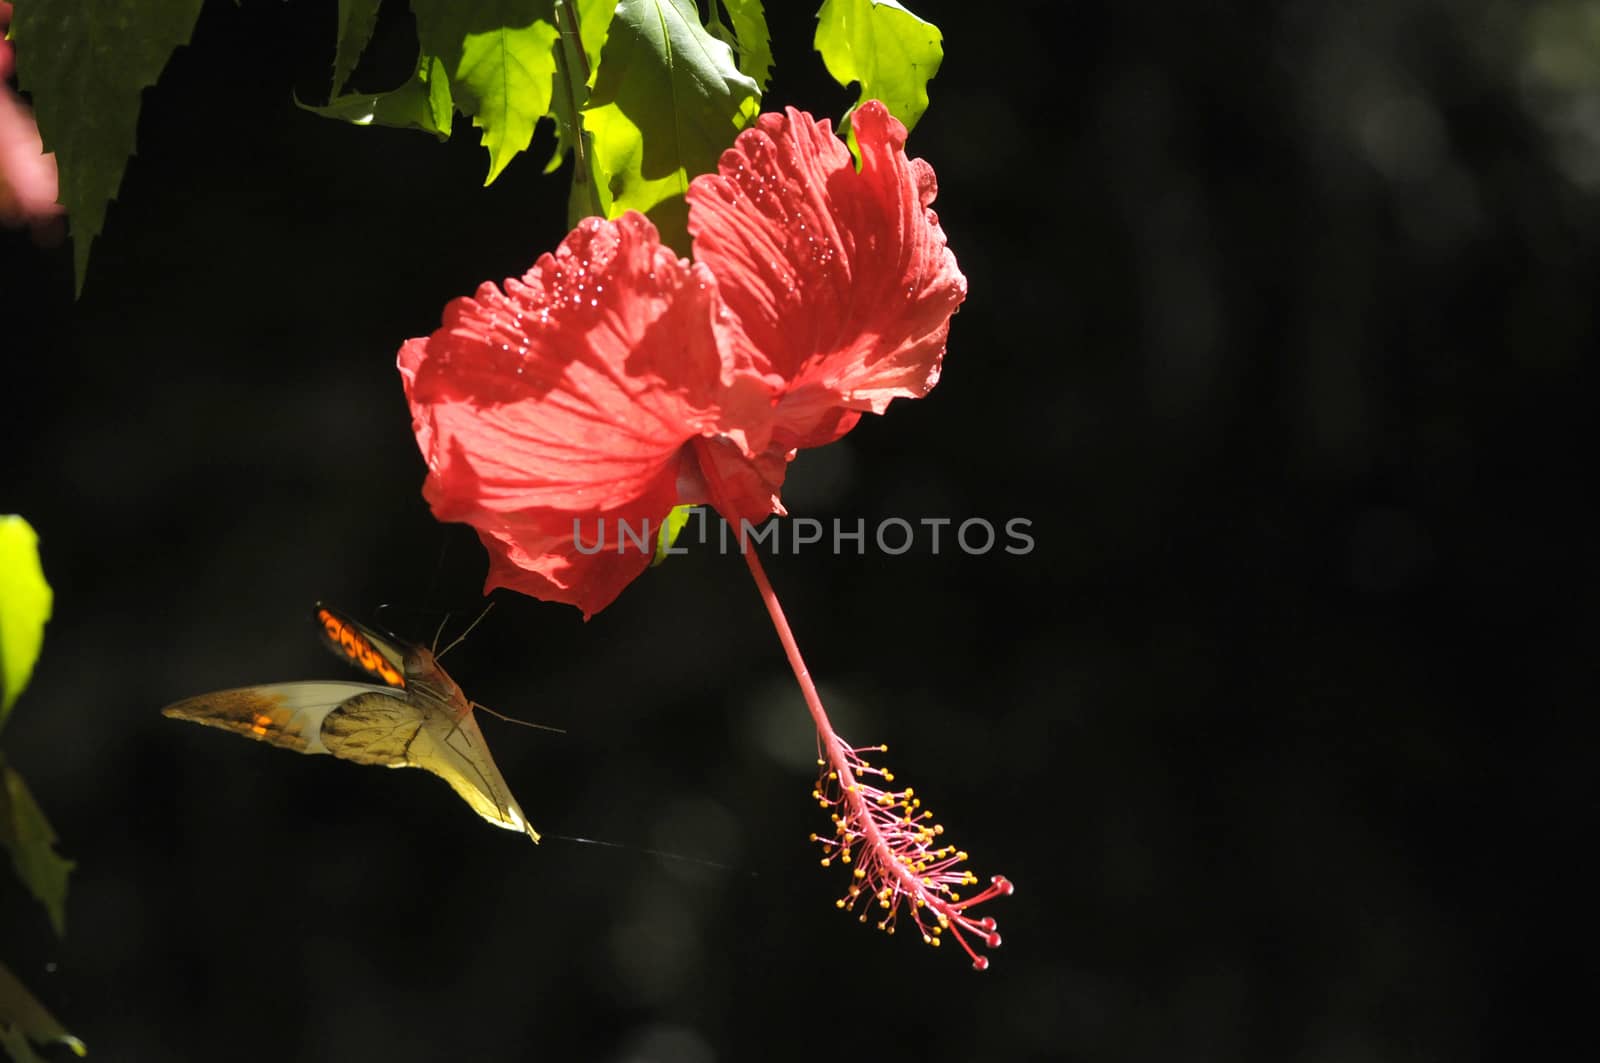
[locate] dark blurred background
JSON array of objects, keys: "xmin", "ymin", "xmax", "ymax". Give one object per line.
[{"xmin": 2, "ymin": 1, "xmax": 1594, "ymax": 1060}]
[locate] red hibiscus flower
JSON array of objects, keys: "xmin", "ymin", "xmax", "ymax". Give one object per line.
[
  {"xmin": 400, "ymin": 102, "xmax": 965, "ymax": 617},
  {"xmin": 400, "ymin": 100, "xmax": 1010, "ymax": 968}
]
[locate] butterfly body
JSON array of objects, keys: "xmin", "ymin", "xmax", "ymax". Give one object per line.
[{"xmin": 161, "ymin": 605, "xmax": 539, "ymax": 842}]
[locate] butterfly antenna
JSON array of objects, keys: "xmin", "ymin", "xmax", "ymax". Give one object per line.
[
  {"xmin": 471, "ymin": 701, "xmax": 566, "ymax": 734},
  {"xmin": 436, "ymin": 601, "xmax": 495, "ymax": 660},
  {"xmin": 549, "ymin": 834, "xmax": 754, "ymax": 877}
]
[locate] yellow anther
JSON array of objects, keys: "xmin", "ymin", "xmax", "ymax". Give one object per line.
[
  {"xmin": 835, "ymin": 898, "xmax": 847, "ymax": 908},
  {"xmin": 883, "ymin": 772, "xmax": 895, "ymax": 782},
  {"xmin": 853, "ymin": 867, "xmax": 866, "ymax": 879},
  {"xmin": 820, "ymin": 857, "xmax": 831, "ymax": 867},
  {"xmin": 957, "ymin": 851, "xmax": 968, "ymax": 861}
]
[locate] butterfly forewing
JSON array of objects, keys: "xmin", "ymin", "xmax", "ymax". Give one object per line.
[
  {"xmin": 161, "ymin": 681, "xmax": 393, "ymax": 755},
  {"xmin": 313, "ymin": 604, "xmax": 406, "ymax": 688}
]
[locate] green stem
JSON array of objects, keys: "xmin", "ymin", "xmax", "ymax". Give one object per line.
[{"xmin": 552, "ymin": 0, "xmax": 602, "ymax": 224}]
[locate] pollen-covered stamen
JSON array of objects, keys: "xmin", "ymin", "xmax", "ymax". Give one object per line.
[{"xmin": 809, "ymin": 737, "xmax": 1012, "ymax": 970}]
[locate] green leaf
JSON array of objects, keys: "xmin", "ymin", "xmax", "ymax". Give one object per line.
[
  {"xmin": 332, "ymin": 0, "xmax": 383, "ymax": 94},
  {"xmin": 297, "ymin": 54, "xmax": 455, "ymax": 138},
  {"xmin": 309, "ymin": 2, "xmax": 564, "ymax": 184},
  {"xmin": 583, "ymin": 0, "xmax": 760, "ymax": 248},
  {"xmin": 11, "ymin": 0, "xmax": 207, "ymax": 294},
  {"xmin": 0, "ymin": 763, "xmax": 74, "ymax": 937},
  {"xmin": 413, "ymin": 0, "xmax": 562, "ymax": 184},
  {"xmin": 0, "ymin": 961, "xmax": 85, "ymax": 1060},
  {"xmin": 652, "ymin": 504, "xmax": 695, "ymax": 567},
  {"xmin": 814, "ymin": 0, "xmax": 943, "ymax": 134},
  {"xmin": 718, "ymin": 0, "xmax": 773, "ymax": 91},
  {"xmin": 0, "ymin": 517, "xmax": 52, "ymax": 729}
]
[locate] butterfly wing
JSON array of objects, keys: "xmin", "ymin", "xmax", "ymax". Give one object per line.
[
  {"xmin": 164, "ymin": 608, "xmax": 539, "ymax": 843},
  {"xmin": 160, "ymin": 681, "xmax": 394, "ymax": 755},
  {"xmin": 313, "ymin": 603, "xmax": 407, "ymax": 688},
  {"xmin": 322, "ymin": 692, "xmax": 538, "ymax": 841}
]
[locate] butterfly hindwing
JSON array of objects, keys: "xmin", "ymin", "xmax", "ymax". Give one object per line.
[
  {"xmin": 318, "ymin": 691, "xmax": 428, "ymax": 765},
  {"xmin": 320, "ymin": 691, "xmax": 534, "ymax": 837},
  {"xmin": 406, "ymin": 706, "xmax": 534, "ymax": 838}
]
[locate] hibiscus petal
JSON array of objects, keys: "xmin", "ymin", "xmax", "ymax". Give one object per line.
[
  {"xmin": 398, "ymin": 212, "xmax": 768, "ymax": 617},
  {"xmin": 686, "ymin": 101, "xmax": 967, "ymax": 450},
  {"xmin": 475, "ymin": 493, "xmax": 675, "ymax": 620}
]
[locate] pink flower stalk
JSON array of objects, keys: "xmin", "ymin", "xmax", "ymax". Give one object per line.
[{"xmin": 705, "ymin": 470, "xmax": 1013, "ymax": 968}]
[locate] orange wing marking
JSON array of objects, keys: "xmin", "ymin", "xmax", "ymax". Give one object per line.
[{"xmin": 317, "ymin": 607, "xmax": 405, "ymax": 688}]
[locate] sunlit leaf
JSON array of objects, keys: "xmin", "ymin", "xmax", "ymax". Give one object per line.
[
  {"xmin": 719, "ymin": 0, "xmax": 773, "ymax": 90},
  {"xmin": 413, "ymin": 0, "xmax": 562, "ymax": 184},
  {"xmin": 0, "ymin": 961, "xmax": 85, "ymax": 1061},
  {"xmin": 814, "ymin": 0, "xmax": 942, "ymax": 134},
  {"xmin": 11, "ymin": 0, "xmax": 206, "ymax": 294},
  {"xmin": 568, "ymin": 0, "xmax": 617, "ymax": 83},
  {"xmin": 0, "ymin": 763, "xmax": 74, "ymax": 937},
  {"xmin": 297, "ymin": 54, "xmax": 455, "ymax": 138},
  {"xmin": 584, "ymin": 0, "xmax": 759, "ymax": 248},
  {"xmin": 652, "ymin": 504, "xmax": 696, "ymax": 567},
  {"xmin": 0, "ymin": 517, "xmax": 51, "ymax": 729}
]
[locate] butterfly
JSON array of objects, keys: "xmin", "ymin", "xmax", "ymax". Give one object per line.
[{"xmin": 161, "ymin": 604, "xmax": 539, "ymax": 842}]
